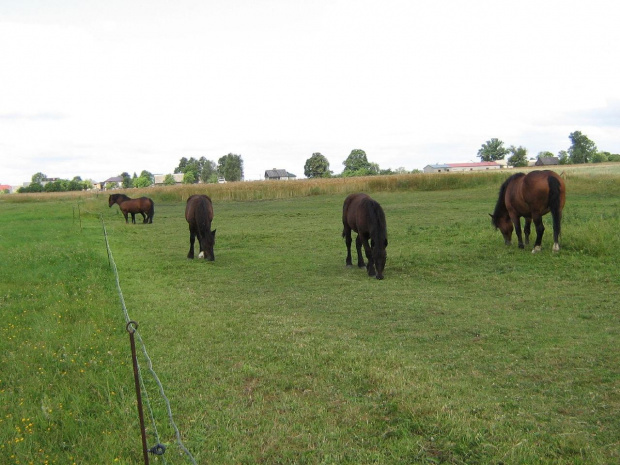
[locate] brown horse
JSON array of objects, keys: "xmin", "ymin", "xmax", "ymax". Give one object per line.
[
  {"xmin": 491, "ymin": 170, "xmax": 566, "ymax": 253},
  {"xmin": 185, "ymin": 194, "xmax": 216, "ymax": 261},
  {"xmin": 108, "ymin": 193, "xmax": 154, "ymax": 224},
  {"xmin": 342, "ymin": 193, "xmax": 388, "ymax": 279}
]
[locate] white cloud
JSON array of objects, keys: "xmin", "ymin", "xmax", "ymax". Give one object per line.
[{"xmin": 1, "ymin": 0, "xmax": 620, "ymax": 185}]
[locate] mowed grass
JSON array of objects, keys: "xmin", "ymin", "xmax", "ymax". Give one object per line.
[{"xmin": 1, "ymin": 170, "xmax": 619, "ymax": 464}]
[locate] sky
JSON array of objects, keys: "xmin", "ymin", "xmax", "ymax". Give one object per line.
[{"xmin": 1, "ymin": 0, "xmax": 620, "ymax": 186}]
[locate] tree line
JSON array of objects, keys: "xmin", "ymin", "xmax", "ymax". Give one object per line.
[
  {"xmin": 477, "ymin": 131, "xmax": 620, "ymax": 166},
  {"xmin": 14, "ymin": 130, "xmax": 618, "ymax": 193}
]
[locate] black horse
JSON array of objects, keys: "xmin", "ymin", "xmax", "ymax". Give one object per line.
[
  {"xmin": 342, "ymin": 193, "xmax": 388, "ymax": 279},
  {"xmin": 490, "ymin": 170, "xmax": 566, "ymax": 253},
  {"xmin": 108, "ymin": 193, "xmax": 154, "ymax": 224},
  {"xmin": 185, "ymin": 194, "xmax": 216, "ymax": 261}
]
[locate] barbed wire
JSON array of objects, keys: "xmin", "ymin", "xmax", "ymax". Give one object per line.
[{"xmin": 101, "ymin": 215, "xmax": 197, "ymax": 464}]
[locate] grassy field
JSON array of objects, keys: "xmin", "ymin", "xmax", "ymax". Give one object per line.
[{"xmin": 1, "ymin": 167, "xmax": 619, "ymax": 464}]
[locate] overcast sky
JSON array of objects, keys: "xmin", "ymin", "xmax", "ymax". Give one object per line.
[{"xmin": 1, "ymin": 0, "xmax": 619, "ymax": 185}]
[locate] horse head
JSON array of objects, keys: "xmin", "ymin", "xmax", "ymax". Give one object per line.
[
  {"xmin": 490, "ymin": 213, "xmax": 513, "ymax": 245},
  {"xmin": 198, "ymin": 229, "xmax": 216, "ymax": 261},
  {"xmin": 371, "ymin": 238, "xmax": 388, "ymax": 280}
]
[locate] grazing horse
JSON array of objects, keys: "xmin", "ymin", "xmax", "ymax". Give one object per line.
[
  {"xmin": 108, "ymin": 193, "xmax": 154, "ymax": 224},
  {"xmin": 342, "ymin": 193, "xmax": 388, "ymax": 279},
  {"xmin": 490, "ymin": 170, "xmax": 566, "ymax": 253},
  {"xmin": 185, "ymin": 194, "xmax": 216, "ymax": 261}
]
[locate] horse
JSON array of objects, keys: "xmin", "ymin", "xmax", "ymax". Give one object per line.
[
  {"xmin": 342, "ymin": 193, "xmax": 388, "ymax": 279},
  {"xmin": 108, "ymin": 193, "xmax": 155, "ymax": 224},
  {"xmin": 185, "ymin": 194, "xmax": 216, "ymax": 261},
  {"xmin": 490, "ymin": 170, "xmax": 566, "ymax": 253}
]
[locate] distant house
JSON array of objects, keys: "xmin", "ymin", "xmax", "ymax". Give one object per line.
[
  {"xmin": 264, "ymin": 169, "xmax": 297, "ymax": 180},
  {"xmin": 0, "ymin": 184, "xmax": 13, "ymax": 193},
  {"xmin": 535, "ymin": 156, "xmax": 559, "ymax": 166},
  {"xmin": 423, "ymin": 164, "xmax": 451, "ymax": 173},
  {"xmin": 154, "ymin": 173, "xmax": 184, "ymax": 185},
  {"xmin": 423, "ymin": 162, "xmax": 501, "ymax": 173},
  {"xmin": 95, "ymin": 176, "xmax": 124, "ymax": 190}
]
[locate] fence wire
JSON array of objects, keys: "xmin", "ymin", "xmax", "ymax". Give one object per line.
[{"xmin": 102, "ymin": 216, "xmax": 197, "ymax": 464}]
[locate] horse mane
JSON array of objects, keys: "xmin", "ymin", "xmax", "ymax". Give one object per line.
[
  {"xmin": 195, "ymin": 196, "xmax": 212, "ymax": 240},
  {"xmin": 492, "ymin": 173, "xmax": 524, "ymax": 225},
  {"xmin": 366, "ymin": 199, "xmax": 387, "ymax": 246},
  {"xmin": 115, "ymin": 193, "xmax": 131, "ymax": 201}
]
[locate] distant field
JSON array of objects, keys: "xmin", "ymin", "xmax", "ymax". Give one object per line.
[{"xmin": 1, "ymin": 166, "xmax": 619, "ymax": 464}]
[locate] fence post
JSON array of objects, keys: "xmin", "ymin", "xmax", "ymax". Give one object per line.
[{"xmin": 126, "ymin": 321, "xmax": 150, "ymax": 465}]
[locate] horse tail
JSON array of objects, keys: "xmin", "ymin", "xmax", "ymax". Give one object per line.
[
  {"xmin": 548, "ymin": 175, "xmax": 562, "ymax": 238},
  {"xmin": 148, "ymin": 199, "xmax": 155, "ymax": 222}
]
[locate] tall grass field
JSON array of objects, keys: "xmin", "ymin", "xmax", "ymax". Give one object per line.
[{"xmin": 1, "ymin": 167, "xmax": 619, "ymax": 464}]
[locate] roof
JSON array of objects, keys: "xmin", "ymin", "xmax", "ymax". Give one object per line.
[
  {"xmin": 265, "ymin": 169, "xmax": 296, "ymax": 178},
  {"xmin": 103, "ymin": 176, "xmax": 123, "ymax": 183},
  {"xmin": 536, "ymin": 157, "xmax": 559, "ymax": 165},
  {"xmin": 424, "ymin": 164, "xmax": 450, "ymax": 169},
  {"xmin": 447, "ymin": 162, "xmax": 500, "ymax": 167}
]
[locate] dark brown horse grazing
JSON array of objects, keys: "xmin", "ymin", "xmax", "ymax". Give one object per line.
[
  {"xmin": 185, "ymin": 194, "xmax": 216, "ymax": 261},
  {"xmin": 342, "ymin": 193, "xmax": 388, "ymax": 279},
  {"xmin": 108, "ymin": 193, "xmax": 154, "ymax": 224},
  {"xmin": 490, "ymin": 170, "xmax": 566, "ymax": 253}
]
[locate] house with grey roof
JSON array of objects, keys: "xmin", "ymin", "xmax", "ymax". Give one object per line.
[{"xmin": 264, "ymin": 169, "xmax": 297, "ymax": 180}]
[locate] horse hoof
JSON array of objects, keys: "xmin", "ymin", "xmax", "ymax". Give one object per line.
[
  {"xmin": 532, "ymin": 246, "xmax": 542, "ymax": 254},
  {"xmin": 198, "ymin": 251, "xmax": 204, "ymax": 259},
  {"xmin": 552, "ymin": 243, "xmax": 560, "ymax": 252},
  {"xmin": 376, "ymin": 275, "xmax": 384, "ymax": 280}
]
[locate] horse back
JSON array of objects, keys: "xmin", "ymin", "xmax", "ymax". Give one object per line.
[
  {"xmin": 185, "ymin": 195, "xmax": 214, "ymax": 225},
  {"xmin": 343, "ymin": 193, "xmax": 372, "ymax": 234}
]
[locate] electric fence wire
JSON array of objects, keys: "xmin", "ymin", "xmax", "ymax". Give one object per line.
[{"xmin": 102, "ymin": 216, "xmax": 197, "ymax": 464}]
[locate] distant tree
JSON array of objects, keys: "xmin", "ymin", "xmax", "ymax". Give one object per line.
[
  {"xmin": 164, "ymin": 174, "xmax": 176, "ymax": 185},
  {"xmin": 133, "ymin": 176, "xmax": 152, "ymax": 188},
  {"xmin": 558, "ymin": 150, "xmax": 570, "ymax": 165},
  {"xmin": 608, "ymin": 153, "xmax": 620, "ymax": 162},
  {"xmin": 477, "ymin": 138, "xmax": 509, "ymax": 161},
  {"xmin": 507, "ymin": 145, "xmax": 529, "ymax": 167},
  {"xmin": 174, "ymin": 157, "xmax": 189, "ymax": 174},
  {"xmin": 591, "ymin": 152, "xmax": 608, "ymax": 163},
  {"xmin": 218, "ymin": 153, "xmax": 243, "ymax": 181},
  {"xmin": 304, "ymin": 153, "xmax": 331, "ymax": 178},
  {"xmin": 139, "ymin": 170, "xmax": 154, "ymax": 184},
  {"xmin": 182, "ymin": 170, "xmax": 197, "ymax": 184},
  {"xmin": 343, "ymin": 149, "xmax": 371, "ymax": 173},
  {"xmin": 199, "ymin": 159, "xmax": 217, "ymax": 183},
  {"xmin": 537, "ymin": 151, "xmax": 555, "ymax": 159},
  {"xmin": 120, "ymin": 172, "xmax": 132, "ymax": 188},
  {"xmin": 31, "ymin": 172, "xmax": 47, "ymax": 184},
  {"xmin": 568, "ymin": 131, "xmax": 597, "ymax": 164}
]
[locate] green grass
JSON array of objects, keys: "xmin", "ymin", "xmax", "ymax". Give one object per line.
[{"xmin": 1, "ymin": 169, "xmax": 619, "ymax": 464}]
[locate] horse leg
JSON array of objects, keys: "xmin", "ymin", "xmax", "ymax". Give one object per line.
[
  {"xmin": 355, "ymin": 235, "xmax": 365, "ymax": 268},
  {"xmin": 187, "ymin": 229, "xmax": 196, "ymax": 259},
  {"xmin": 141, "ymin": 212, "xmax": 147, "ymax": 223},
  {"xmin": 343, "ymin": 227, "xmax": 353, "ymax": 267},
  {"xmin": 362, "ymin": 239, "xmax": 376, "ymax": 277},
  {"xmin": 524, "ymin": 218, "xmax": 532, "ymax": 245},
  {"xmin": 532, "ymin": 216, "xmax": 545, "ymax": 254},
  {"xmin": 512, "ymin": 216, "xmax": 525, "ymax": 249},
  {"xmin": 123, "ymin": 212, "xmax": 129, "ymax": 224}
]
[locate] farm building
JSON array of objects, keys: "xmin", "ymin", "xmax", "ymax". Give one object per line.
[
  {"xmin": 423, "ymin": 162, "xmax": 502, "ymax": 173},
  {"xmin": 154, "ymin": 173, "xmax": 184, "ymax": 185},
  {"xmin": 535, "ymin": 156, "xmax": 559, "ymax": 166},
  {"xmin": 265, "ymin": 169, "xmax": 297, "ymax": 180}
]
